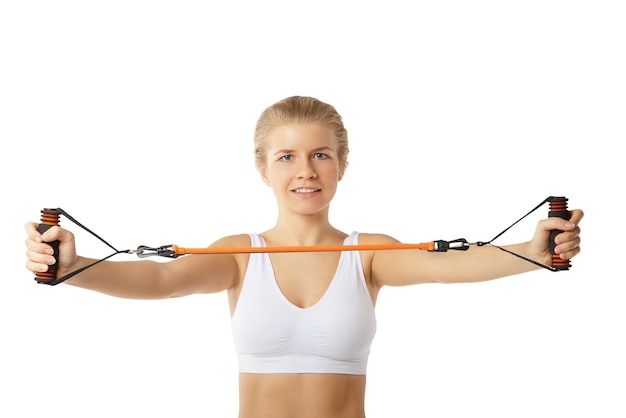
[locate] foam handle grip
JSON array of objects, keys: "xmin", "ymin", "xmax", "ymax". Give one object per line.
[
  {"xmin": 548, "ymin": 197, "xmax": 571, "ymax": 270},
  {"xmin": 35, "ymin": 208, "xmax": 60, "ymax": 282}
]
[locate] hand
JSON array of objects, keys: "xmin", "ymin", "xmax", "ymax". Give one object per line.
[
  {"xmin": 25, "ymin": 222, "xmax": 78, "ymax": 278},
  {"xmin": 531, "ymin": 209, "xmax": 584, "ymax": 266}
]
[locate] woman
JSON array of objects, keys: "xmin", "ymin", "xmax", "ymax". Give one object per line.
[{"xmin": 25, "ymin": 96, "xmax": 583, "ymax": 418}]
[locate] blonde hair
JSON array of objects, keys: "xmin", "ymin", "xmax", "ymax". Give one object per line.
[{"xmin": 254, "ymin": 96, "xmax": 349, "ymax": 169}]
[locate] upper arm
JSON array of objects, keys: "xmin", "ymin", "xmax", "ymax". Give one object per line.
[
  {"xmin": 366, "ymin": 233, "xmax": 539, "ymax": 287},
  {"xmin": 159, "ymin": 234, "xmax": 247, "ymax": 298},
  {"xmin": 363, "ymin": 233, "xmax": 441, "ymax": 288}
]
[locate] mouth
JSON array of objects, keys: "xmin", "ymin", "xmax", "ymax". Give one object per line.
[
  {"xmin": 293, "ymin": 187, "xmax": 321, "ymax": 194},
  {"xmin": 293, "ymin": 187, "xmax": 322, "ymax": 193}
]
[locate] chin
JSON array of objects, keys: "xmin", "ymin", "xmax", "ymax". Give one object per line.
[{"xmin": 286, "ymin": 203, "xmax": 331, "ymax": 217}]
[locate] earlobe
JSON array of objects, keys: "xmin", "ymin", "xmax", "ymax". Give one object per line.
[
  {"xmin": 259, "ymin": 168, "xmax": 272, "ymax": 187},
  {"xmin": 338, "ymin": 161, "xmax": 348, "ymax": 181},
  {"xmin": 261, "ymin": 175, "xmax": 271, "ymax": 187}
]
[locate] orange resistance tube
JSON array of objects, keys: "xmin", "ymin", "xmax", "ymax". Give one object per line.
[{"xmin": 172, "ymin": 242, "xmax": 436, "ymax": 255}]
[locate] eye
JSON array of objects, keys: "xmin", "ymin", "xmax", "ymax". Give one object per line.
[
  {"xmin": 279, "ymin": 155, "xmax": 293, "ymax": 161},
  {"xmin": 313, "ymin": 152, "xmax": 327, "ymax": 159}
]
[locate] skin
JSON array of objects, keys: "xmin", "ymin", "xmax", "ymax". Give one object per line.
[{"xmin": 25, "ymin": 123, "xmax": 583, "ymax": 418}]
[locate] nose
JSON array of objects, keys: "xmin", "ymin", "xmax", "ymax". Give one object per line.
[{"xmin": 296, "ymin": 159, "xmax": 317, "ymax": 179}]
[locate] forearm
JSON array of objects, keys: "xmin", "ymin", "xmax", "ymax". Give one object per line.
[
  {"xmin": 436, "ymin": 242, "xmax": 544, "ymax": 284},
  {"xmin": 62, "ymin": 256, "xmax": 172, "ymax": 299}
]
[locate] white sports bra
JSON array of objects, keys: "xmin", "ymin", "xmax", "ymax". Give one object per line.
[{"xmin": 231, "ymin": 232, "xmax": 377, "ymax": 375}]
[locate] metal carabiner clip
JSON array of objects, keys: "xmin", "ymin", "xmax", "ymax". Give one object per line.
[
  {"xmin": 430, "ymin": 238, "xmax": 471, "ymax": 252},
  {"xmin": 131, "ymin": 245, "xmax": 181, "ymax": 258}
]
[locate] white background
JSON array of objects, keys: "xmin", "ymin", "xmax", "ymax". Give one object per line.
[{"xmin": 1, "ymin": 1, "xmax": 624, "ymax": 417}]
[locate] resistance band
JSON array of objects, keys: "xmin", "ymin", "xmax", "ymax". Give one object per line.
[{"xmin": 34, "ymin": 196, "xmax": 571, "ymax": 286}]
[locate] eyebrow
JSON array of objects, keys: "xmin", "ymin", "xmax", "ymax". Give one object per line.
[{"xmin": 272, "ymin": 146, "xmax": 335, "ymax": 156}]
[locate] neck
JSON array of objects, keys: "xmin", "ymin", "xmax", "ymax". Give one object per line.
[{"xmin": 267, "ymin": 209, "xmax": 341, "ymax": 246}]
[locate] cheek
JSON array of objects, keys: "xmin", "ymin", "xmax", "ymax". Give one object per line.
[
  {"xmin": 261, "ymin": 165, "xmax": 290, "ymax": 188},
  {"xmin": 327, "ymin": 164, "xmax": 343, "ymax": 181}
]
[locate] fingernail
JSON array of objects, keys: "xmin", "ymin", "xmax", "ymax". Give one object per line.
[
  {"xmin": 42, "ymin": 233, "xmax": 50, "ymax": 241},
  {"xmin": 35, "ymin": 237, "xmax": 42, "ymax": 243},
  {"xmin": 46, "ymin": 257, "xmax": 55, "ymax": 265},
  {"xmin": 565, "ymin": 222, "xmax": 575, "ymax": 228},
  {"xmin": 45, "ymin": 248, "xmax": 53, "ymax": 255}
]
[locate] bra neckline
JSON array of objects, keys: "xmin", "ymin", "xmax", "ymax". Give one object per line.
[{"xmin": 257, "ymin": 234, "xmax": 352, "ymax": 310}]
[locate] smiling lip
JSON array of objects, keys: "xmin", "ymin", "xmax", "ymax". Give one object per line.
[
  {"xmin": 291, "ymin": 187, "xmax": 321, "ymax": 198},
  {"xmin": 293, "ymin": 187, "xmax": 321, "ymax": 193}
]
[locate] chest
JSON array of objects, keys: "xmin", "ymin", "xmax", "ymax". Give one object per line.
[{"xmin": 269, "ymin": 252, "xmax": 342, "ymax": 309}]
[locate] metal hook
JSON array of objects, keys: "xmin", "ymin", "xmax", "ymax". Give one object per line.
[
  {"xmin": 430, "ymin": 238, "xmax": 471, "ymax": 252},
  {"xmin": 131, "ymin": 245, "xmax": 181, "ymax": 258}
]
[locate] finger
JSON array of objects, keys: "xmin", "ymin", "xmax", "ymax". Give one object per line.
[
  {"xmin": 25, "ymin": 222, "xmax": 66, "ymax": 243},
  {"xmin": 26, "ymin": 243, "xmax": 56, "ymax": 263},
  {"xmin": 554, "ymin": 214, "xmax": 582, "ymax": 240},
  {"xmin": 554, "ymin": 237, "xmax": 581, "ymax": 260},
  {"xmin": 568, "ymin": 209, "xmax": 584, "ymax": 225},
  {"xmin": 537, "ymin": 217, "xmax": 569, "ymax": 234},
  {"xmin": 24, "ymin": 222, "xmax": 43, "ymax": 243},
  {"xmin": 26, "ymin": 257, "xmax": 53, "ymax": 274},
  {"xmin": 38, "ymin": 225, "xmax": 63, "ymax": 243},
  {"xmin": 25, "ymin": 237, "xmax": 54, "ymax": 258},
  {"xmin": 541, "ymin": 209, "xmax": 583, "ymax": 233}
]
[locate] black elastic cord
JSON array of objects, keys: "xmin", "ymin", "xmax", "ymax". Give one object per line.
[
  {"xmin": 38, "ymin": 208, "xmax": 132, "ymax": 286},
  {"xmin": 489, "ymin": 245, "xmax": 558, "ymax": 272},
  {"xmin": 55, "ymin": 209, "xmax": 121, "ymax": 254},
  {"xmin": 477, "ymin": 197, "xmax": 560, "ymax": 272}
]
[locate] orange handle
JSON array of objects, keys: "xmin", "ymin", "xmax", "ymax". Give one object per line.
[
  {"xmin": 35, "ymin": 208, "xmax": 60, "ymax": 283},
  {"xmin": 548, "ymin": 196, "xmax": 571, "ymax": 270}
]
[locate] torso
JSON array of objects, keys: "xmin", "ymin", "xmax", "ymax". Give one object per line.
[
  {"xmin": 225, "ymin": 231, "xmax": 381, "ymax": 418},
  {"xmin": 238, "ymin": 373, "xmax": 367, "ymax": 418}
]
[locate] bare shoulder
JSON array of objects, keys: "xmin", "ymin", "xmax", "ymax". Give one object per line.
[
  {"xmin": 210, "ymin": 233, "xmax": 252, "ymax": 248},
  {"xmin": 356, "ymin": 233, "xmax": 402, "ymax": 287},
  {"xmin": 357, "ymin": 232, "xmax": 401, "ymax": 245},
  {"xmin": 208, "ymin": 234, "xmax": 253, "ymax": 283}
]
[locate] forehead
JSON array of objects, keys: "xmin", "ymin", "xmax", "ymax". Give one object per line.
[{"xmin": 267, "ymin": 123, "xmax": 336, "ymax": 150}]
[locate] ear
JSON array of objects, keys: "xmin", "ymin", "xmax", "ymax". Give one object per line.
[
  {"xmin": 258, "ymin": 164, "xmax": 272, "ymax": 187},
  {"xmin": 338, "ymin": 160, "xmax": 348, "ymax": 181}
]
